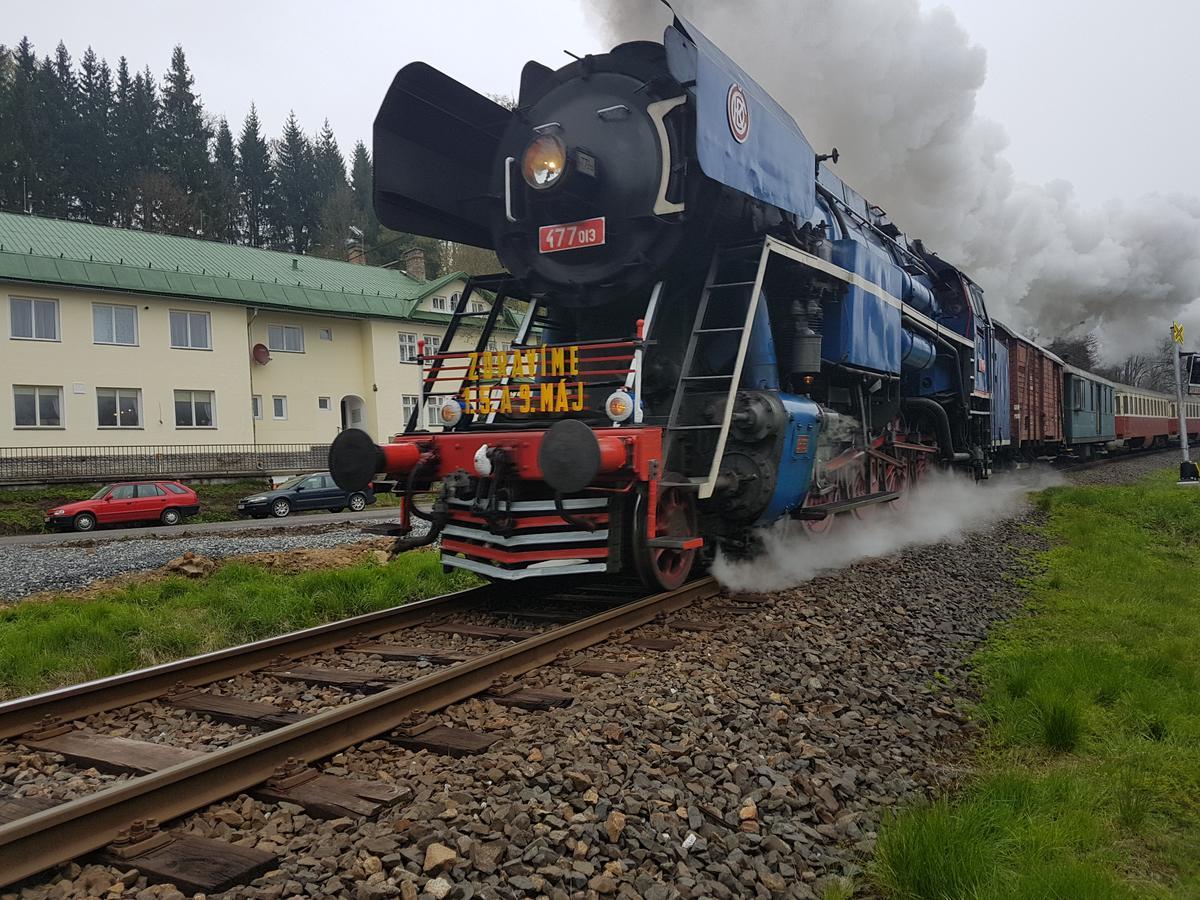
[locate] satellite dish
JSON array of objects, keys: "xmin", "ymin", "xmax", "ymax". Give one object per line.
[{"xmin": 252, "ymin": 343, "xmax": 271, "ymax": 365}]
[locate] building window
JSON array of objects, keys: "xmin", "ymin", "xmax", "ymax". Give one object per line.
[
  {"xmin": 472, "ymin": 301, "xmax": 486, "ymax": 314},
  {"xmin": 401, "ymin": 394, "xmax": 419, "ymax": 424},
  {"xmin": 272, "ymin": 395, "xmax": 288, "ymax": 420},
  {"xmin": 13, "ymin": 385, "xmax": 62, "ymax": 427},
  {"xmin": 450, "ymin": 292, "xmax": 461, "ymax": 310},
  {"xmin": 318, "ymin": 396, "xmax": 331, "ymax": 411},
  {"xmin": 93, "ymin": 303, "xmax": 138, "ymax": 346},
  {"xmin": 251, "ymin": 395, "xmax": 262, "ymax": 419},
  {"xmin": 319, "ymin": 327, "xmax": 333, "ymax": 341},
  {"xmin": 267, "ymin": 324, "xmax": 304, "ymax": 353},
  {"xmin": 169, "ymin": 310, "xmax": 211, "ymax": 350},
  {"xmin": 423, "ymin": 334, "xmax": 441, "ymax": 356},
  {"xmin": 10, "ymin": 297, "xmax": 59, "ymax": 341},
  {"xmin": 425, "ymin": 403, "xmax": 442, "ymax": 427},
  {"xmin": 174, "ymin": 389, "xmax": 214, "ymax": 428},
  {"xmin": 486, "ymin": 340, "xmax": 498, "ymax": 353},
  {"xmin": 431, "ymin": 296, "xmax": 450, "ymax": 313},
  {"xmin": 398, "ymin": 332, "xmax": 418, "ymax": 363},
  {"xmin": 97, "ymin": 387, "xmax": 141, "ymax": 428}
]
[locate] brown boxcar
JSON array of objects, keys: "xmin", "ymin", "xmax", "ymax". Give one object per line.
[{"xmin": 994, "ymin": 322, "xmax": 1064, "ymax": 450}]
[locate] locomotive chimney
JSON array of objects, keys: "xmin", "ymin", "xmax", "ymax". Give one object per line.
[{"xmin": 402, "ymin": 246, "xmax": 427, "ymax": 282}]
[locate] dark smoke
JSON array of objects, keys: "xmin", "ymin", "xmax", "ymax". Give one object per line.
[{"xmin": 585, "ymin": 1, "xmax": 1200, "ymax": 359}]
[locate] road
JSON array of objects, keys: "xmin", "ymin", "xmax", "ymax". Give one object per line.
[{"xmin": 0, "ymin": 508, "xmax": 399, "ymax": 547}]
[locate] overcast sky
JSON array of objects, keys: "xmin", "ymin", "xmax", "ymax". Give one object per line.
[{"xmin": 9, "ymin": 0, "xmax": 1199, "ymax": 206}]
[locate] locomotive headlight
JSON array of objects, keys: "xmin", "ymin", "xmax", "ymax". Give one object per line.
[
  {"xmin": 522, "ymin": 134, "xmax": 567, "ymax": 190},
  {"xmin": 605, "ymin": 390, "xmax": 635, "ymax": 423},
  {"xmin": 439, "ymin": 397, "xmax": 464, "ymax": 428}
]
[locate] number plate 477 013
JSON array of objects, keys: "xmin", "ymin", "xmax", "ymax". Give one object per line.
[{"xmin": 538, "ymin": 217, "xmax": 606, "ymax": 254}]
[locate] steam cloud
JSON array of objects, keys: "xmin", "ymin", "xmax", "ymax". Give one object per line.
[
  {"xmin": 585, "ymin": 1, "xmax": 1200, "ymax": 359},
  {"xmin": 710, "ymin": 470, "xmax": 1058, "ymax": 593}
]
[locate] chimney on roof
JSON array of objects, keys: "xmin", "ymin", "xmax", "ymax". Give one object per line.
[
  {"xmin": 347, "ymin": 244, "xmax": 366, "ymax": 265},
  {"xmin": 402, "ymin": 246, "xmax": 427, "ymax": 282}
]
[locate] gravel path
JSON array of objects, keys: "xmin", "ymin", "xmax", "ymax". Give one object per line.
[
  {"xmin": 0, "ymin": 526, "xmax": 412, "ymax": 602},
  {"xmin": 1067, "ymin": 448, "xmax": 1192, "ymax": 485}
]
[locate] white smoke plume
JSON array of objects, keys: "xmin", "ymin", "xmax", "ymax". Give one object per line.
[
  {"xmin": 585, "ymin": 1, "xmax": 1200, "ymax": 359},
  {"xmin": 710, "ymin": 469, "xmax": 1059, "ymax": 593}
]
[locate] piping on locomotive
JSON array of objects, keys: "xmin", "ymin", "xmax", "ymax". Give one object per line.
[{"xmin": 327, "ymin": 14, "xmax": 1014, "ymax": 590}]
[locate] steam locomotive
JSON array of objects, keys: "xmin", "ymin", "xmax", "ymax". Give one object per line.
[{"xmin": 327, "ymin": 12, "xmax": 1186, "ymax": 590}]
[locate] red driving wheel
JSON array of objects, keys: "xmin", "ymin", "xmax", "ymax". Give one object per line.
[
  {"xmin": 801, "ymin": 483, "xmax": 840, "ymax": 536},
  {"xmin": 632, "ymin": 480, "xmax": 699, "ymax": 591},
  {"xmin": 886, "ymin": 463, "xmax": 909, "ymax": 511}
]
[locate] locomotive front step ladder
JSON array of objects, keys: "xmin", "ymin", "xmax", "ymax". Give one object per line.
[{"xmin": 664, "ymin": 240, "xmax": 771, "ymax": 499}]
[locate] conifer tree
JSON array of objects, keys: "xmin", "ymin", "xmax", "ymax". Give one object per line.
[
  {"xmin": 77, "ymin": 47, "xmax": 114, "ymax": 222},
  {"xmin": 39, "ymin": 42, "xmax": 80, "ymax": 217},
  {"xmin": 207, "ymin": 117, "xmax": 239, "ymax": 242},
  {"xmin": 349, "ymin": 140, "xmax": 379, "ymax": 244},
  {"xmin": 157, "ymin": 45, "xmax": 210, "ymax": 232},
  {"xmin": 314, "ymin": 119, "xmax": 347, "ymax": 205},
  {"xmin": 271, "ymin": 111, "xmax": 316, "ymax": 253},
  {"xmin": 236, "ymin": 103, "xmax": 272, "ymax": 246},
  {"xmin": 124, "ymin": 66, "xmax": 160, "ymax": 228}
]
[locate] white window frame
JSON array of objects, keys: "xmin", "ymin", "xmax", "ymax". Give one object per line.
[
  {"xmin": 96, "ymin": 387, "xmax": 142, "ymax": 429},
  {"xmin": 422, "ymin": 334, "xmax": 441, "ymax": 356},
  {"xmin": 318, "ymin": 396, "xmax": 331, "ymax": 411},
  {"xmin": 267, "ymin": 323, "xmax": 305, "ymax": 353},
  {"xmin": 13, "ymin": 384, "xmax": 64, "ymax": 428},
  {"xmin": 318, "ymin": 327, "xmax": 333, "ymax": 342},
  {"xmin": 431, "ymin": 296, "xmax": 450, "ymax": 313},
  {"xmin": 92, "ymin": 302, "xmax": 139, "ymax": 346},
  {"xmin": 425, "ymin": 402, "xmax": 442, "ymax": 428},
  {"xmin": 169, "ymin": 309, "xmax": 212, "ymax": 350},
  {"xmin": 471, "ymin": 300, "xmax": 486, "ymax": 314},
  {"xmin": 398, "ymin": 332, "xmax": 418, "ymax": 363},
  {"xmin": 272, "ymin": 395, "xmax": 288, "ymax": 420},
  {"xmin": 251, "ymin": 395, "xmax": 263, "ymax": 420},
  {"xmin": 9, "ymin": 296, "xmax": 60, "ymax": 342},
  {"xmin": 174, "ymin": 389, "xmax": 216, "ymax": 429},
  {"xmin": 401, "ymin": 394, "xmax": 419, "ymax": 425}
]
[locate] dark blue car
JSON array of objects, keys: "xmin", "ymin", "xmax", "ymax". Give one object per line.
[{"xmin": 238, "ymin": 472, "xmax": 376, "ymax": 519}]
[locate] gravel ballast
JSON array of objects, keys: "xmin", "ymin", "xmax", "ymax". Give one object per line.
[
  {"xmin": 10, "ymin": 507, "xmax": 1047, "ymax": 899},
  {"xmin": 3, "ymin": 457, "xmax": 1174, "ymax": 898}
]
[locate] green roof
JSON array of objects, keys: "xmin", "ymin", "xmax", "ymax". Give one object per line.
[{"xmin": 0, "ymin": 212, "xmax": 465, "ymax": 321}]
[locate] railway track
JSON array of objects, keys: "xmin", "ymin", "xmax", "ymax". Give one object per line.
[{"xmin": 0, "ymin": 576, "xmax": 720, "ymax": 890}]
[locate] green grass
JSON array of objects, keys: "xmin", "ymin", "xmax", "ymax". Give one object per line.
[
  {"xmin": 0, "ymin": 479, "xmax": 399, "ymax": 535},
  {"xmin": 0, "ymin": 550, "xmax": 476, "ymax": 699},
  {"xmin": 873, "ymin": 468, "xmax": 1200, "ymax": 899}
]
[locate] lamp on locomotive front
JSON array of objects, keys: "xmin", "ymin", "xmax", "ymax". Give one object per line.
[{"xmin": 522, "ymin": 133, "xmax": 567, "ymax": 190}]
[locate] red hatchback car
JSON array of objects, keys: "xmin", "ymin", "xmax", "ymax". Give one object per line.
[{"xmin": 45, "ymin": 481, "xmax": 201, "ymax": 532}]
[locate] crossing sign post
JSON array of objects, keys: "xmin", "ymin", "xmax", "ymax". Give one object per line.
[{"xmin": 1172, "ymin": 322, "xmax": 1198, "ymax": 483}]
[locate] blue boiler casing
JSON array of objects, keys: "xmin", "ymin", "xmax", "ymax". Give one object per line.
[{"xmin": 756, "ymin": 394, "xmax": 822, "ymax": 525}]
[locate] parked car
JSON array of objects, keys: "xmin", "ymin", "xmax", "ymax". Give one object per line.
[
  {"xmin": 237, "ymin": 473, "xmax": 375, "ymax": 519},
  {"xmin": 45, "ymin": 481, "xmax": 201, "ymax": 532}
]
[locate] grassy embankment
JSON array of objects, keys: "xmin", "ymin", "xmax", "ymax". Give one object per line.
[
  {"xmin": 0, "ymin": 480, "xmax": 399, "ymax": 535},
  {"xmin": 0, "ymin": 551, "xmax": 477, "ymax": 699},
  {"xmin": 872, "ymin": 468, "xmax": 1200, "ymax": 899}
]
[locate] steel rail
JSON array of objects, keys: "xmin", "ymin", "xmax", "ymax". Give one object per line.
[
  {"xmin": 0, "ymin": 576, "xmax": 718, "ymax": 887},
  {"xmin": 0, "ymin": 581, "xmax": 517, "ymax": 740}
]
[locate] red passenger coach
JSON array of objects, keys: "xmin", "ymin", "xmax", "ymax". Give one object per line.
[{"xmin": 1114, "ymin": 388, "xmax": 1200, "ymax": 448}]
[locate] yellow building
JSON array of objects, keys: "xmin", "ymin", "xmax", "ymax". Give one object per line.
[{"xmin": 0, "ymin": 213, "xmax": 510, "ymax": 482}]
